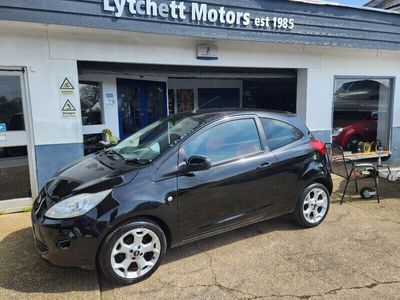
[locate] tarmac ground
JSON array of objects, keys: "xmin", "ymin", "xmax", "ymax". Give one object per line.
[{"xmin": 0, "ymin": 175, "xmax": 399, "ymax": 299}]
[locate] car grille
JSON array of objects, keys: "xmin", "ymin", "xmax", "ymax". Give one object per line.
[{"xmin": 35, "ymin": 238, "xmax": 48, "ymax": 253}]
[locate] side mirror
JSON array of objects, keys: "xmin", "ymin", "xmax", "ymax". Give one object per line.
[{"xmin": 187, "ymin": 155, "xmax": 211, "ymax": 172}]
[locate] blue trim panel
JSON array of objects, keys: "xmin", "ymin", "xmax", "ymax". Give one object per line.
[
  {"xmin": 35, "ymin": 143, "xmax": 84, "ymax": 190},
  {"xmin": 0, "ymin": 0, "xmax": 400, "ymax": 50}
]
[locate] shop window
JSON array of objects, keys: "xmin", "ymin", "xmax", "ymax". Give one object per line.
[
  {"xmin": 243, "ymin": 78, "xmax": 297, "ymax": 113},
  {"xmin": 260, "ymin": 118, "xmax": 303, "ymax": 150},
  {"xmin": 332, "ymin": 78, "xmax": 392, "ymax": 154},
  {"xmin": 176, "ymin": 89, "xmax": 194, "ymax": 112},
  {"xmin": 83, "ymin": 133, "xmax": 105, "ymax": 155},
  {"xmin": 198, "ymin": 88, "xmax": 240, "ymax": 109},
  {"xmin": 0, "ymin": 76, "xmax": 24, "ymax": 131},
  {"xmin": 80, "ymin": 81, "xmax": 103, "ymax": 125}
]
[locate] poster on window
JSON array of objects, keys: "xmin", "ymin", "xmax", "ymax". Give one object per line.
[{"xmin": 177, "ymin": 89, "xmax": 194, "ymax": 113}]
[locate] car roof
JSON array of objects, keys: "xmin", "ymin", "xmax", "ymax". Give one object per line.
[{"xmin": 176, "ymin": 108, "xmax": 296, "ymax": 123}]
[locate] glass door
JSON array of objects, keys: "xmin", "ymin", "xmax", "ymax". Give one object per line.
[
  {"xmin": 0, "ymin": 71, "xmax": 32, "ymax": 202},
  {"xmin": 117, "ymin": 79, "xmax": 167, "ymax": 139}
]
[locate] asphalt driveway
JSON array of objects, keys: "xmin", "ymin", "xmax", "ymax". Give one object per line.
[{"xmin": 0, "ymin": 176, "xmax": 399, "ymax": 299}]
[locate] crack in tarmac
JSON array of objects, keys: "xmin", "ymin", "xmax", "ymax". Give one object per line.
[
  {"xmin": 267, "ymin": 280, "xmax": 400, "ymax": 299},
  {"xmin": 155, "ymin": 244, "xmax": 400, "ymax": 300},
  {"xmin": 156, "ymin": 243, "xmax": 263, "ymax": 300}
]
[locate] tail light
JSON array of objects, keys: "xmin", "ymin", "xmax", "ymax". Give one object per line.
[{"xmin": 310, "ymin": 139, "xmax": 327, "ymax": 155}]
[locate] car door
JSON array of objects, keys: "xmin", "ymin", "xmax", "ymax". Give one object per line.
[
  {"xmin": 177, "ymin": 116, "xmax": 278, "ymax": 239},
  {"xmin": 259, "ymin": 118, "xmax": 314, "ymax": 216}
]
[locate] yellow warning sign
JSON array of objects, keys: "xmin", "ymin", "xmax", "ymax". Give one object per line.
[
  {"xmin": 60, "ymin": 77, "xmax": 75, "ymax": 96},
  {"xmin": 61, "ymin": 99, "xmax": 77, "ymax": 117},
  {"xmin": 62, "ymin": 99, "xmax": 76, "ymax": 111},
  {"xmin": 60, "ymin": 78, "xmax": 74, "ymax": 90}
]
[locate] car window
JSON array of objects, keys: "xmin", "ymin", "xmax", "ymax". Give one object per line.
[
  {"xmin": 184, "ymin": 119, "xmax": 262, "ymax": 164},
  {"xmin": 112, "ymin": 115, "xmax": 204, "ymax": 162},
  {"xmin": 260, "ymin": 118, "xmax": 303, "ymax": 150}
]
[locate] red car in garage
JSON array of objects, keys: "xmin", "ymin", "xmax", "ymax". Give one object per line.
[{"xmin": 332, "ymin": 111, "xmax": 378, "ymax": 151}]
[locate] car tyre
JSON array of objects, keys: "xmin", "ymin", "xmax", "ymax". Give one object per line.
[
  {"xmin": 360, "ymin": 187, "xmax": 375, "ymax": 199},
  {"xmin": 97, "ymin": 218, "xmax": 167, "ymax": 285},
  {"xmin": 346, "ymin": 135, "xmax": 362, "ymax": 152},
  {"xmin": 294, "ymin": 183, "xmax": 330, "ymax": 228}
]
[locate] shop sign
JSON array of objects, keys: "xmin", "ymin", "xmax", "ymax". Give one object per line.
[
  {"xmin": 103, "ymin": 0, "xmax": 295, "ymax": 30},
  {"xmin": 0, "ymin": 123, "xmax": 6, "ymax": 132},
  {"xmin": 197, "ymin": 44, "xmax": 218, "ymax": 60},
  {"xmin": 106, "ymin": 93, "xmax": 115, "ymax": 105}
]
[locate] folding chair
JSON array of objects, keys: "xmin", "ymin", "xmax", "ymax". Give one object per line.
[{"xmin": 326, "ymin": 143, "xmax": 380, "ymax": 204}]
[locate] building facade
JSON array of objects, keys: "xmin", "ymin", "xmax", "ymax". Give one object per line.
[{"xmin": 0, "ymin": 0, "xmax": 399, "ymax": 211}]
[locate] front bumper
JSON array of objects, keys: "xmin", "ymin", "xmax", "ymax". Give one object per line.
[{"xmin": 31, "ymin": 196, "xmax": 110, "ymax": 270}]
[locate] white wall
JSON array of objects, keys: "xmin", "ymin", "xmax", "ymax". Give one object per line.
[
  {"xmin": 0, "ymin": 22, "xmax": 82, "ymax": 146},
  {"xmin": 296, "ymin": 69, "xmax": 308, "ymax": 123},
  {"xmin": 45, "ymin": 24, "xmax": 400, "ymax": 133},
  {"xmin": 2, "ymin": 20, "xmax": 400, "ymax": 141}
]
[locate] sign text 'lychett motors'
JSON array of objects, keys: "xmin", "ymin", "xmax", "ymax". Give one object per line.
[{"xmin": 103, "ymin": 0, "xmax": 295, "ymax": 30}]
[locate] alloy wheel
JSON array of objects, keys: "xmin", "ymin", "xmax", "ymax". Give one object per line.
[
  {"xmin": 302, "ymin": 187, "xmax": 328, "ymax": 224},
  {"xmin": 110, "ymin": 228, "xmax": 161, "ymax": 279}
]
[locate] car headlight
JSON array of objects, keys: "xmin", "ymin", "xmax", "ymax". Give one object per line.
[
  {"xmin": 332, "ymin": 127, "xmax": 343, "ymax": 137},
  {"xmin": 45, "ymin": 189, "xmax": 112, "ymax": 219}
]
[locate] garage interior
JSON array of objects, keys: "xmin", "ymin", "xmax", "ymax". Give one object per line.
[{"xmin": 78, "ymin": 62, "xmax": 298, "ymax": 154}]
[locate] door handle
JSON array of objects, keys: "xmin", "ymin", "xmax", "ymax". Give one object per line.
[{"xmin": 257, "ymin": 162, "xmax": 271, "ymax": 169}]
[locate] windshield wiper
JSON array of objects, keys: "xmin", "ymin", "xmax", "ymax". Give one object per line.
[
  {"xmin": 104, "ymin": 148, "xmax": 148, "ymax": 164},
  {"xmin": 104, "ymin": 148, "xmax": 126, "ymax": 160},
  {"xmin": 124, "ymin": 158, "xmax": 148, "ymax": 164}
]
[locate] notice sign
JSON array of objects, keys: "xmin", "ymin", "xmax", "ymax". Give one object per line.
[
  {"xmin": 59, "ymin": 77, "xmax": 77, "ymax": 117},
  {"xmin": 61, "ymin": 99, "xmax": 77, "ymax": 117},
  {"xmin": 197, "ymin": 44, "xmax": 218, "ymax": 60},
  {"xmin": 60, "ymin": 77, "xmax": 75, "ymax": 96}
]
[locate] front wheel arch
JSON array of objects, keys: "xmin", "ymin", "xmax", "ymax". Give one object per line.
[{"xmin": 98, "ymin": 214, "xmax": 172, "ymax": 253}]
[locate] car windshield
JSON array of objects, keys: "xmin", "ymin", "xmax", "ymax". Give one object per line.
[{"xmin": 112, "ymin": 114, "xmax": 204, "ymax": 162}]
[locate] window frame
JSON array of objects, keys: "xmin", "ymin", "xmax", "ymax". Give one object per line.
[
  {"xmin": 79, "ymin": 80, "xmax": 104, "ymax": 126},
  {"xmin": 260, "ymin": 117, "xmax": 305, "ymax": 151},
  {"xmin": 179, "ymin": 115, "xmax": 267, "ymax": 168},
  {"xmin": 332, "ymin": 76, "xmax": 395, "ymax": 154}
]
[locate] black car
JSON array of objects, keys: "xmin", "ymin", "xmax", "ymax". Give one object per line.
[{"xmin": 32, "ymin": 110, "xmax": 332, "ymax": 285}]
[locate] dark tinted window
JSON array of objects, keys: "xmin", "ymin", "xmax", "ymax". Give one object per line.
[
  {"xmin": 198, "ymin": 88, "xmax": 240, "ymax": 109},
  {"xmin": 184, "ymin": 119, "xmax": 261, "ymax": 164},
  {"xmin": 80, "ymin": 81, "xmax": 102, "ymax": 125},
  {"xmin": 261, "ymin": 118, "xmax": 303, "ymax": 150},
  {"xmin": 0, "ymin": 76, "xmax": 24, "ymax": 131},
  {"xmin": 83, "ymin": 133, "xmax": 104, "ymax": 155}
]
